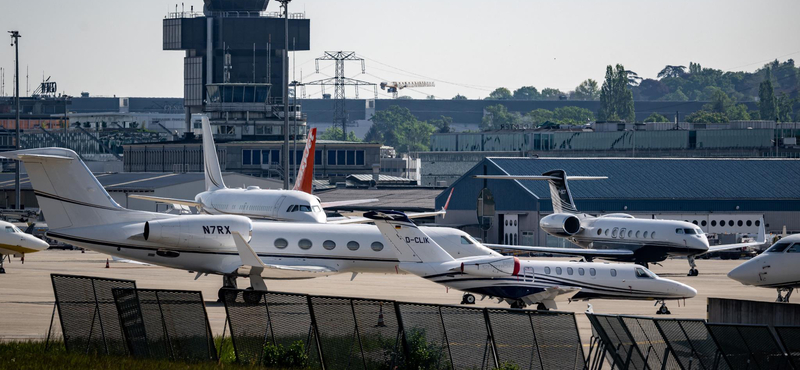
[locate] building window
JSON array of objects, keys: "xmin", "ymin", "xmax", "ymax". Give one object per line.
[
  {"xmin": 738, "ymin": 220, "xmax": 743, "ymax": 227},
  {"xmin": 271, "ymin": 150, "xmax": 280, "ymax": 164},
  {"xmin": 356, "ymin": 151, "xmax": 365, "ymax": 165},
  {"xmin": 243, "ymin": 150, "xmax": 252, "ymax": 165},
  {"xmin": 711, "ymin": 220, "xmax": 717, "ymax": 227},
  {"xmin": 755, "ymin": 219, "xmax": 761, "ymax": 226},
  {"xmin": 702, "ymin": 220, "xmax": 707, "ymax": 227},
  {"xmin": 253, "ymin": 150, "xmax": 261, "ymax": 165},
  {"xmin": 337, "ymin": 150, "xmax": 346, "ymax": 165},
  {"xmin": 315, "ymin": 150, "xmax": 323, "ymax": 166},
  {"xmin": 327, "ymin": 150, "xmax": 336, "ymax": 165},
  {"xmin": 746, "ymin": 220, "xmax": 752, "ymax": 227},
  {"xmin": 262, "ymin": 151, "xmax": 269, "ymax": 164}
]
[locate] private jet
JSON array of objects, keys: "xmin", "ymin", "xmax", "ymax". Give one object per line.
[
  {"xmin": 0, "ymin": 220, "xmax": 50, "ymax": 273},
  {"xmin": 365, "ymin": 210, "xmax": 697, "ymax": 313},
  {"xmin": 728, "ymin": 234, "xmax": 800, "ymax": 302},
  {"xmin": 477, "ymin": 170, "xmax": 765, "ymax": 276}
]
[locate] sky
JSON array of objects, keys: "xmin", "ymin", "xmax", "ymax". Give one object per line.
[{"xmin": 1, "ymin": 0, "xmax": 799, "ymax": 100}]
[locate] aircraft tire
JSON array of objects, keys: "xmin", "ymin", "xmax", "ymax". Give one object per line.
[
  {"xmin": 243, "ymin": 290, "xmax": 262, "ymax": 305},
  {"xmin": 463, "ymin": 294, "xmax": 476, "ymax": 304},
  {"xmin": 218, "ymin": 287, "xmax": 237, "ymax": 303},
  {"xmin": 0, "ymin": 267, "xmax": 5, "ymax": 274}
]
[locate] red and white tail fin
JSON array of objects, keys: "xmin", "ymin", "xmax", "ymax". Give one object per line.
[{"xmin": 293, "ymin": 128, "xmax": 317, "ymax": 194}]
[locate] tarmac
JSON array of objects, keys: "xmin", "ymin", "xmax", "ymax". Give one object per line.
[{"xmin": 0, "ymin": 249, "xmax": 782, "ymax": 346}]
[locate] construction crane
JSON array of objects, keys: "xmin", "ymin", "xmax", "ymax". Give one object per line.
[{"xmin": 380, "ymin": 81, "xmax": 435, "ymax": 98}]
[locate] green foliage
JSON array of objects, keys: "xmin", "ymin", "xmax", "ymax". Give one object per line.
[
  {"xmin": 366, "ymin": 105, "xmax": 435, "ymax": 152},
  {"xmin": 404, "ymin": 329, "xmax": 450, "ymax": 370},
  {"xmin": 397, "ymin": 96, "xmax": 413, "ymax": 100},
  {"xmin": 429, "ymin": 115, "xmax": 454, "ymax": 133},
  {"xmin": 525, "ymin": 109, "xmax": 554, "ymax": 125},
  {"xmin": 553, "ymin": 106, "xmax": 594, "ymax": 125},
  {"xmin": 598, "ymin": 64, "xmax": 635, "ymax": 122},
  {"xmin": 659, "ymin": 87, "xmax": 688, "ymax": 101},
  {"xmin": 644, "ymin": 113, "xmax": 669, "ymax": 122},
  {"xmin": 482, "ymin": 104, "xmax": 521, "ymax": 130},
  {"xmin": 512, "ymin": 86, "xmax": 540, "ymax": 100},
  {"xmin": 487, "ymin": 87, "xmax": 513, "ymax": 100},
  {"xmin": 540, "ymin": 87, "xmax": 565, "ymax": 100},
  {"xmin": 319, "ymin": 126, "xmax": 362, "ymax": 142},
  {"xmin": 262, "ymin": 341, "xmax": 309, "ymax": 369},
  {"xmin": 727, "ymin": 104, "xmax": 751, "ymax": 121},
  {"xmin": 494, "ymin": 361, "xmax": 521, "ymax": 370},
  {"xmin": 572, "ymin": 79, "xmax": 600, "ymax": 100},
  {"xmin": 686, "ymin": 110, "xmax": 729, "ymax": 123},
  {"xmin": 452, "ymin": 94, "xmax": 468, "ymax": 100},
  {"xmin": 759, "ymin": 68, "xmax": 778, "ymax": 121},
  {"xmin": 657, "ymin": 65, "xmax": 687, "ymax": 79},
  {"xmin": 777, "ymin": 93, "xmax": 796, "ymax": 122}
]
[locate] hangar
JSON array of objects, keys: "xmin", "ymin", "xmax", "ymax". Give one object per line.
[{"xmin": 435, "ymin": 157, "xmax": 800, "ymax": 247}]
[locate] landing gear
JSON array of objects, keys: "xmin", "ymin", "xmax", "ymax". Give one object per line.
[
  {"xmin": 777, "ymin": 288, "xmax": 794, "ymax": 303},
  {"xmin": 217, "ymin": 274, "xmax": 239, "ymax": 302},
  {"xmin": 509, "ymin": 301, "xmax": 527, "ymax": 309},
  {"xmin": 243, "ymin": 287, "xmax": 262, "ymax": 304},
  {"xmin": 461, "ymin": 293, "xmax": 476, "ymax": 305},
  {"xmin": 0, "ymin": 255, "xmax": 6, "ymax": 274},
  {"xmin": 536, "ymin": 303, "xmax": 548, "ymax": 311},
  {"xmin": 655, "ymin": 301, "xmax": 671, "ymax": 315},
  {"xmin": 687, "ymin": 256, "xmax": 699, "ymax": 276}
]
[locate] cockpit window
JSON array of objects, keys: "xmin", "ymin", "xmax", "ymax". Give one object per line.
[
  {"xmin": 460, "ymin": 236, "xmax": 474, "ymax": 245},
  {"xmin": 635, "ymin": 267, "xmax": 653, "ymax": 278},
  {"xmin": 676, "ymin": 228, "xmax": 684, "ymax": 234},
  {"xmin": 298, "ymin": 205, "xmax": 311, "ymax": 212},
  {"xmin": 683, "ymin": 229, "xmax": 697, "ymax": 235},
  {"xmin": 4, "ymin": 226, "xmax": 15, "ymax": 233},
  {"xmin": 766, "ymin": 242, "xmax": 791, "ymax": 253},
  {"xmin": 287, "ymin": 205, "xmax": 296, "ymax": 212},
  {"xmin": 312, "ymin": 206, "xmax": 321, "ymax": 213},
  {"xmin": 786, "ymin": 244, "xmax": 800, "ymax": 253}
]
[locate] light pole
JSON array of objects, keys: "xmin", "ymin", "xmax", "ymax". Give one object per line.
[
  {"xmin": 277, "ymin": 0, "xmax": 291, "ymax": 189},
  {"xmin": 9, "ymin": 31, "xmax": 20, "ymax": 210}
]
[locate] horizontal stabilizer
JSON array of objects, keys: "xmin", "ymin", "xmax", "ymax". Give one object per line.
[
  {"xmin": 328, "ymin": 210, "xmax": 446, "ymax": 224},
  {"xmin": 0, "ymin": 152, "xmax": 74, "ymax": 161},
  {"xmin": 485, "ymin": 244, "xmax": 635, "ymax": 258},
  {"xmin": 474, "ymin": 175, "xmax": 607, "ymax": 181},
  {"xmin": 319, "ymin": 199, "xmax": 379, "ymax": 208},
  {"xmin": 706, "ymin": 218, "xmax": 767, "ymax": 253},
  {"xmin": 129, "ymin": 194, "xmax": 202, "ymax": 208}
]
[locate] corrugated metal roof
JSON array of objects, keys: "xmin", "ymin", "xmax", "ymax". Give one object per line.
[
  {"xmin": 0, "ymin": 172, "xmax": 281, "ymax": 191},
  {"xmin": 487, "ymin": 157, "xmax": 800, "ymax": 200},
  {"xmin": 316, "ymin": 188, "xmax": 439, "ymax": 211}
]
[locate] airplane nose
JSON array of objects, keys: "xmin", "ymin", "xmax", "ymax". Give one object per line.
[
  {"xmin": 680, "ymin": 283, "xmax": 697, "ymax": 298},
  {"xmin": 727, "ymin": 262, "xmax": 755, "ymax": 285}
]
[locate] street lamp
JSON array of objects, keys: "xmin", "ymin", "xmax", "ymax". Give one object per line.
[{"xmin": 9, "ymin": 30, "xmax": 21, "ymax": 210}]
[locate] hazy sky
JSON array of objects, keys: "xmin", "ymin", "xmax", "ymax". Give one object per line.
[{"xmin": 1, "ymin": 0, "xmax": 798, "ymax": 100}]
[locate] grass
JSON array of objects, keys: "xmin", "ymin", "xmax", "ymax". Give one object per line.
[{"xmin": 0, "ymin": 340, "xmax": 268, "ymax": 370}]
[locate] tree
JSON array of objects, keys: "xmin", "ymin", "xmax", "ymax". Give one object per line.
[
  {"xmin": 572, "ymin": 79, "xmax": 600, "ymax": 100},
  {"xmin": 777, "ymin": 93, "xmax": 795, "ymax": 122},
  {"xmin": 319, "ymin": 126, "xmax": 361, "ymax": 142},
  {"xmin": 426, "ymin": 95, "xmax": 436, "ymax": 100},
  {"xmin": 482, "ymin": 104, "xmax": 520, "ymax": 130},
  {"xmin": 553, "ymin": 106, "xmax": 594, "ymax": 125},
  {"xmin": 689, "ymin": 62, "xmax": 702, "ymax": 74},
  {"xmin": 633, "ymin": 79, "xmax": 670, "ymax": 100},
  {"xmin": 513, "ymin": 86, "xmax": 540, "ymax": 100},
  {"xmin": 625, "ymin": 70, "xmax": 642, "ymax": 86},
  {"xmin": 657, "ymin": 65, "xmax": 687, "ymax": 79},
  {"xmin": 703, "ymin": 88, "xmax": 734, "ymax": 114},
  {"xmin": 726, "ymin": 104, "xmax": 751, "ymax": 121},
  {"xmin": 525, "ymin": 109, "xmax": 554, "ymax": 125},
  {"xmin": 660, "ymin": 87, "xmax": 689, "ymax": 101},
  {"xmin": 686, "ymin": 110, "xmax": 729, "ymax": 123},
  {"xmin": 365, "ymin": 105, "xmax": 435, "ymax": 153},
  {"xmin": 487, "ymin": 87, "xmax": 512, "ymax": 100},
  {"xmin": 759, "ymin": 68, "xmax": 778, "ymax": 121},
  {"xmin": 428, "ymin": 116, "xmax": 454, "ymax": 133},
  {"xmin": 452, "ymin": 94, "xmax": 468, "ymax": 100},
  {"xmin": 540, "ymin": 88, "xmax": 565, "ymax": 100},
  {"xmin": 598, "ymin": 64, "xmax": 635, "ymax": 122},
  {"xmin": 644, "ymin": 113, "xmax": 669, "ymax": 122},
  {"xmin": 396, "ymin": 96, "xmax": 413, "ymax": 100}
]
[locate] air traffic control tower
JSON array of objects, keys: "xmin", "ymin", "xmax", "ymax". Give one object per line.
[{"xmin": 163, "ymin": 0, "xmax": 309, "ymax": 140}]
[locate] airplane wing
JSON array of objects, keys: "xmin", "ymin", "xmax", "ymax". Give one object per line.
[
  {"xmin": 232, "ymin": 232, "xmax": 337, "ymax": 287},
  {"xmin": 705, "ymin": 220, "xmax": 767, "ymax": 253},
  {"xmin": 111, "ymin": 256, "xmax": 153, "ymax": 266},
  {"xmin": 485, "ymin": 244, "xmax": 635, "ymax": 259},
  {"xmin": 519, "ymin": 286, "xmax": 581, "ymax": 309},
  {"xmin": 320, "ymin": 199, "xmax": 379, "ymax": 208},
  {"xmin": 328, "ymin": 210, "xmax": 445, "ymax": 224},
  {"xmin": 129, "ymin": 194, "xmax": 202, "ymax": 208}
]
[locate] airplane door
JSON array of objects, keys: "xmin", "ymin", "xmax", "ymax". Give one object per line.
[
  {"xmin": 274, "ymin": 196, "xmax": 286, "ymax": 218},
  {"xmin": 523, "ymin": 266, "xmax": 534, "ymax": 282}
]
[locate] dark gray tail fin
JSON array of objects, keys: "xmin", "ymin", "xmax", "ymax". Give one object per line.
[{"xmin": 542, "ymin": 170, "xmax": 578, "ymax": 214}]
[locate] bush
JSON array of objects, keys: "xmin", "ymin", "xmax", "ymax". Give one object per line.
[{"xmin": 262, "ymin": 340, "xmax": 309, "ymax": 369}]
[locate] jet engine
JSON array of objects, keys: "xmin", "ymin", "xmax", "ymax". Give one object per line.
[
  {"xmin": 144, "ymin": 215, "xmax": 253, "ymax": 249},
  {"xmin": 461, "ymin": 256, "xmax": 520, "ymax": 277},
  {"xmin": 540, "ymin": 213, "xmax": 581, "ymax": 237}
]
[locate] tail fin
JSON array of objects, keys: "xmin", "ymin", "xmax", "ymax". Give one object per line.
[
  {"xmin": 292, "ymin": 128, "xmax": 317, "ymax": 194},
  {"xmin": 364, "ymin": 210, "xmax": 454, "ymax": 263},
  {"xmin": 542, "ymin": 170, "xmax": 578, "ymax": 214},
  {"xmin": 1, "ymin": 148, "xmax": 126, "ymax": 230},
  {"xmin": 201, "ymin": 116, "xmax": 227, "ymax": 191}
]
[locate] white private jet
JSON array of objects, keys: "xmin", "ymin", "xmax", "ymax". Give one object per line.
[
  {"xmin": 477, "ymin": 170, "xmax": 766, "ymax": 276},
  {"xmin": 728, "ymin": 234, "xmax": 800, "ymax": 302},
  {"xmin": 129, "ymin": 117, "xmax": 379, "ymax": 223},
  {"xmin": 0, "ymin": 220, "xmax": 50, "ymax": 273},
  {"xmin": 1, "ymin": 148, "xmax": 489, "ymax": 298},
  {"xmin": 365, "ymin": 210, "xmax": 697, "ymax": 314}
]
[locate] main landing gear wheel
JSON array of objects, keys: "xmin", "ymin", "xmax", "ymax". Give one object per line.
[
  {"xmin": 777, "ymin": 288, "xmax": 794, "ymax": 303},
  {"xmin": 243, "ymin": 288, "xmax": 262, "ymax": 305},
  {"xmin": 217, "ymin": 274, "xmax": 239, "ymax": 302},
  {"xmin": 461, "ymin": 293, "xmax": 476, "ymax": 305},
  {"xmin": 510, "ymin": 301, "xmax": 526, "ymax": 309},
  {"xmin": 655, "ymin": 301, "xmax": 671, "ymax": 315},
  {"xmin": 536, "ymin": 303, "xmax": 548, "ymax": 311},
  {"xmin": 218, "ymin": 287, "xmax": 238, "ymax": 303},
  {"xmin": 688, "ymin": 268, "xmax": 699, "ymax": 276}
]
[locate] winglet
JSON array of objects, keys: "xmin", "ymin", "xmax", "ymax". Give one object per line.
[
  {"xmin": 441, "ymin": 188, "xmax": 454, "ymax": 219},
  {"xmin": 756, "ymin": 217, "xmax": 766, "ymax": 244},
  {"xmin": 231, "ymin": 232, "xmax": 268, "ymax": 291},
  {"xmin": 293, "ymin": 127, "xmax": 317, "ymax": 194}
]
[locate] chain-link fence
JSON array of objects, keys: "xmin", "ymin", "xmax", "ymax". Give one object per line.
[
  {"xmin": 707, "ymin": 323, "xmax": 792, "ymax": 370},
  {"xmin": 49, "ymin": 274, "xmax": 136, "ymax": 356},
  {"xmin": 222, "ymin": 289, "xmax": 586, "ymax": 370},
  {"xmin": 775, "ymin": 326, "xmax": 800, "ymax": 369}
]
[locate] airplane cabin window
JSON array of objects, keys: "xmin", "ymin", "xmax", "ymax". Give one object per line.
[
  {"xmin": 604, "ymin": 229, "xmax": 609, "ymax": 236},
  {"xmin": 4, "ymin": 226, "xmax": 13, "ymax": 233},
  {"xmin": 610, "ymin": 269, "xmax": 617, "ymax": 277},
  {"xmin": 755, "ymin": 220, "xmax": 761, "ymax": 226},
  {"xmin": 347, "ymin": 241, "xmax": 360, "ymax": 251},
  {"xmin": 590, "ymin": 268, "xmax": 596, "ymax": 276},
  {"xmin": 597, "ymin": 229, "xmax": 602, "ymax": 236},
  {"xmin": 786, "ymin": 244, "xmax": 800, "ymax": 253},
  {"xmin": 635, "ymin": 267, "xmax": 652, "ymax": 278},
  {"xmin": 643, "ymin": 231, "xmax": 649, "ymax": 238},
  {"xmin": 747, "ymin": 220, "xmax": 752, "ymax": 227},
  {"xmin": 767, "ymin": 242, "xmax": 792, "ymax": 253},
  {"xmin": 676, "ymin": 228, "xmax": 684, "ymax": 234},
  {"xmin": 635, "ymin": 231, "xmax": 640, "ymax": 238},
  {"xmin": 651, "ymin": 232, "xmax": 656, "ymax": 239},
  {"xmin": 371, "ymin": 242, "xmax": 384, "ymax": 252},
  {"xmin": 274, "ymin": 238, "xmax": 288, "ymax": 249},
  {"xmin": 738, "ymin": 220, "xmax": 743, "ymax": 227},
  {"xmin": 702, "ymin": 220, "xmax": 707, "ymax": 226},
  {"xmin": 556, "ymin": 267, "xmax": 562, "ymax": 275},
  {"xmin": 619, "ymin": 228, "xmax": 626, "ymax": 239},
  {"xmin": 567, "ymin": 267, "xmax": 574, "ymax": 275},
  {"xmin": 323, "ymin": 240, "xmax": 336, "ymax": 250},
  {"xmin": 612, "ymin": 228, "xmax": 619, "ymax": 238},
  {"xmin": 627, "ymin": 230, "xmax": 633, "ymax": 238},
  {"xmin": 578, "ymin": 268, "xmax": 585, "ymax": 276},
  {"xmin": 298, "ymin": 239, "xmax": 313, "ymax": 250},
  {"xmin": 545, "ymin": 267, "xmax": 551, "ymax": 274},
  {"xmin": 460, "ymin": 236, "xmax": 474, "ymax": 245}
]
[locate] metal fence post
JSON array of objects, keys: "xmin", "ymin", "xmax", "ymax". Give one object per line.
[
  {"xmin": 349, "ymin": 299, "xmax": 368, "ymax": 370},
  {"xmin": 154, "ymin": 291, "xmax": 175, "ymax": 361},
  {"xmin": 393, "ymin": 301, "xmax": 407, "ymax": 369},
  {"xmin": 44, "ymin": 301, "xmax": 57, "ymax": 351},
  {"xmin": 90, "ymin": 279, "xmax": 109, "ymax": 355},
  {"xmin": 306, "ymin": 295, "xmax": 326, "ymax": 370},
  {"xmin": 482, "ymin": 308, "xmax": 500, "ymax": 369},
  {"xmin": 437, "ymin": 306, "xmax": 455, "ymax": 370}
]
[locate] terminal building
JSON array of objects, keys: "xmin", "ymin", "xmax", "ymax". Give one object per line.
[{"xmin": 435, "ymin": 157, "xmax": 800, "ymax": 247}]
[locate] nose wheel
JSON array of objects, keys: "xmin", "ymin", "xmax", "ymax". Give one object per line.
[
  {"xmin": 687, "ymin": 256, "xmax": 699, "ymax": 276},
  {"xmin": 655, "ymin": 301, "xmax": 671, "ymax": 315},
  {"xmin": 461, "ymin": 293, "xmax": 476, "ymax": 305},
  {"xmin": 777, "ymin": 288, "xmax": 794, "ymax": 303}
]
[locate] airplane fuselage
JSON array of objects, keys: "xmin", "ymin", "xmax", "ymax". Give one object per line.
[
  {"xmin": 196, "ymin": 188, "xmax": 326, "ymax": 223},
  {"xmin": 728, "ymin": 236, "xmax": 800, "ymax": 289}
]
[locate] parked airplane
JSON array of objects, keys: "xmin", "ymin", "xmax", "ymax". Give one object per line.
[
  {"xmin": 728, "ymin": 234, "xmax": 800, "ymax": 302},
  {"xmin": 365, "ymin": 210, "xmax": 696, "ymax": 313},
  {"xmin": 1, "ymin": 148, "xmax": 489, "ymax": 298},
  {"xmin": 476, "ymin": 170, "xmax": 766, "ymax": 276},
  {"xmin": 0, "ymin": 220, "xmax": 50, "ymax": 273},
  {"xmin": 130, "ymin": 117, "xmax": 378, "ymax": 223}
]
